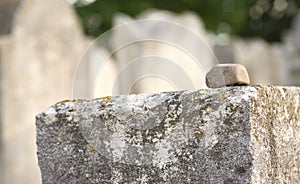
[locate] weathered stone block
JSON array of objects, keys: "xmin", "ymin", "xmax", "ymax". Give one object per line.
[{"xmin": 36, "ymin": 86, "xmax": 300, "ymax": 183}]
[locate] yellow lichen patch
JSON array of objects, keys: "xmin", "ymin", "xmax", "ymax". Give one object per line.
[
  {"xmin": 219, "ymin": 93, "xmax": 230, "ymax": 100},
  {"xmin": 287, "ymin": 104, "xmax": 294, "ymax": 112},
  {"xmin": 91, "ymin": 145, "xmax": 98, "ymax": 153},
  {"xmin": 98, "ymin": 96, "xmax": 112, "ymax": 103},
  {"xmin": 252, "ymin": 134, "xmax": 259, "ymax": 142},
  {"xmin": 206, "ymin": 106, "xmax": 213, "ymax": 112},
  {"xmin": 199, "ymin": 93, "xmax": 206, "ymax": 97}
]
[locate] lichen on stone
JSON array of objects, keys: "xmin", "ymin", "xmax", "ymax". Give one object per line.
[{"xmin": 36, "ymin": 86, "xmax": 300, "ymax": 183}]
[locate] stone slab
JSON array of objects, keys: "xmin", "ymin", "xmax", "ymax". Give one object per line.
[{"xmin": 36, "ymin": 86, "xmax": 300, "ymax": 183}]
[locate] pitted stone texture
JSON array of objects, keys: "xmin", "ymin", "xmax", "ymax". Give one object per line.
[
  {"xmin": 36, "ymin": 86, "xmax": 300, "ymax": 183},
  {"xmin": 206, "ymin": 64, "xmax": 250, "ymax": 88}
]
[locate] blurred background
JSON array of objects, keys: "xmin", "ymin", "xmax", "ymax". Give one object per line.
[{"xmin": 1, "ymin": 0, "xmax": 300, "ymax": 183}]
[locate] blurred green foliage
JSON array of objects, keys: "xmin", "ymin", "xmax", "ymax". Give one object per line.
[{"xmin": 74, "ymin": 0, "xmax": 300, "ymax": 42}]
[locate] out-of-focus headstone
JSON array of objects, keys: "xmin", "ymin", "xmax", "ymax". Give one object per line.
[
  {"xmin": 0, "ymin": 0, "xmax": 89, "ymax": 183},
  {"xmin": 0, "ymin": 48, "xmax": 3, "ymax": 184},
  {"xmin": 233, "ymin": 38, "xmax": 281, "ymax": 85},
  {"xmin": 281, "ymin": 12, "xmax": 300, "ymax": 86},
  {"xmin": 77, "ymin": 44, "xmax": 118, "ymax": 98},
  {"xmin": 213, "ymin": 34, "xmax": 235, "ymax": 64},
  {"xmin": 0, "ymin": 1, "xmax": 20, "ymax": 183},
  {"xmin": 0, "ymin": 0, "xmax": 20, "ymax": 35},
  {"xmin": 110, "ymin": 10, "xmax": 215, "ymax": 95},
  {"xmin": 214, "ymin": 44, "xmax": 235, "ymax": 63}
]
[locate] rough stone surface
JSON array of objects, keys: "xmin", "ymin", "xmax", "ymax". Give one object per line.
[
  {"xmin": 36, "ymin": 86, "xmax": 300, "ymax": 183},
  {"xmin": 206, "ymin": 64, "xmax": 250, "ymax": 88}
]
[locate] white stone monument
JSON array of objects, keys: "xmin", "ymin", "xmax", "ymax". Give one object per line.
[{"xmin": 0, "ymin": 0, "xmax": 89, "ymax": 183}]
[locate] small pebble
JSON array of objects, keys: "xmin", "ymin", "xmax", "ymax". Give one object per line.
[{"xmin": 206, "ymin": 64, "xmax": 250, "ymax": 88}]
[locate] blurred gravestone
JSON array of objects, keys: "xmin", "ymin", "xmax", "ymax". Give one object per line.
[
  {"xmin": 282, "ymin": 12, "xmax": 300, "ymax": 86},
  {"xmin": 0, "ymin": 49, "xmax": 3, "ymax": 184},
  {"xmin": 0, "ymin": 0, "xmax": 89, "ymax": 183},
  {"xmin": 0, "ymin": 0, "xmax": 20, "ymax": 35},
  {"xmin": 213, "ymin": 44, "xmax": 235, "ymax": 64},
  {"xmin": 231, "ymin": 11, "xmax": 300, "ymax": 87},
  {"xmin": 111, "ymin": 11, "xmax": 215, "ymax": 95},
  {"xmin": 232, "ymin": 38, "xmax": 281, "ymax": 85},
  {"xmin": 0, "ymin": 1, "xmax": 20, "ymax": 183}
]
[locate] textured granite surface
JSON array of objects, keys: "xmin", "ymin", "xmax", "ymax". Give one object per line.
[{"xmin": 36, "ymin": 86, "xmax": 300, "ymax": 183}]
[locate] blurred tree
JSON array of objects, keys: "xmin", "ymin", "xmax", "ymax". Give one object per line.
[
  {"xmin": 72, "ymin": 0, "xmax": 300, "ymax": 42},
  {"xmin": 241, "ymin": 0, "xmax": 300, "ymax": 42}
]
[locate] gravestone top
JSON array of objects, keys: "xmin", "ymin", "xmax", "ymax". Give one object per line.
[{"xmin": 36, "ymin": 85, "xmax": 300, "ymax": 183}]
